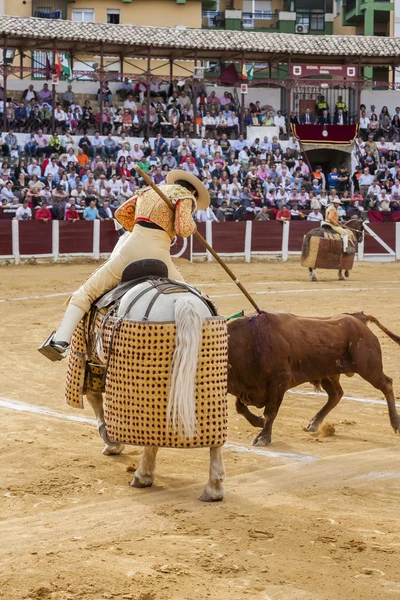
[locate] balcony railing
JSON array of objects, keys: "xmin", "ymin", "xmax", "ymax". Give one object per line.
[
  {"xmin": 242, "ymin": 11, "xmax": 278, "ymax": 29},
  {"xmin": 32, "ymin": 0, "xmax": 67, "ymax": 19},
  {"xmin": 202, "ymin": 10, "xmax": 278, "ymax": 30}
]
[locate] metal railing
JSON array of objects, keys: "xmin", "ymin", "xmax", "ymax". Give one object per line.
[{"xmin": 32, "ymin": 0, "xmax": 67, "ymax": 19}]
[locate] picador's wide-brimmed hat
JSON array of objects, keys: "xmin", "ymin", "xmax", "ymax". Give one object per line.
[{"xmin": 166, "ymin": 170, "xmax": 210, "ymax": 210}]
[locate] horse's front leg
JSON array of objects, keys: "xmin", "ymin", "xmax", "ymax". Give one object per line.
[
  {"xmin": 309, "ymin": 268, "xmax": 317, "ymax": 282},
  {"xmin": 200, "ymin": 447, "xmax": 225, "ymax": 502},
  {"xmin": 131, "ymin": 446, "xmax": 158, "ymax": 488},
  {"xmin": 338, "ymin": 270, "xmax": 345, "ymax": 281},
  {"xmin": 86, "ymin": 390, "xmax": 125, "ymax": 456}
]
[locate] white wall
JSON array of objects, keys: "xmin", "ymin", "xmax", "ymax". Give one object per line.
[
  {"xmin": 7, "ymin": 79, "xmax": 281, "ymax": 110},
  {"xmin": 205, "ymin": 85, "xmax": 281, "ymax": 111},
  {"xmin": 361, "ymin": 90, "xmax": 400, "ymax": 114}
]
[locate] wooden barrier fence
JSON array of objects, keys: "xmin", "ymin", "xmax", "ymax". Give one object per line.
[{"xmin": 0, "ymin": 220, "xmax": 399, "ymax": 264}]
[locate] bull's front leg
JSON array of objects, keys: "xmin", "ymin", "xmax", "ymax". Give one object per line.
[
  {"xmin": 85, "ymin": 390, "xmax": 125, "ymax": 456},
  {"xmin": 200, "ymin": 447, "xmax": 225, "ymax": 502},
  {"xmin": 131, "ymin": 446, "xmax": 158, "ymax": 488},
  {"xmin": 235, "ymin": 398, "xmax": 265, "ymax": 428},
  {"xmin": 252, "ymin": 388, "xmax": 285, "ymax": 446}
]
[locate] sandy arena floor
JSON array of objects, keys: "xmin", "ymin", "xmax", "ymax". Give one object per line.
[{"xmin": 1, "ymin": 259, "xmax": 400, "ymax": 600}]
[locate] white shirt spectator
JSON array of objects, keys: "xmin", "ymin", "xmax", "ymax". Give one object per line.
[
  {"xmin": 310, "ymin": 197, "xmax": 322, "ymax": 210},
  {"xmin": 368, "ymin": 183, "xmax": 381, "ymax": 196},
  {"xmin": 358, "ymin": 173, "xmax": 374, "ymax": 187},
  {"xmin": 123, "ymin": 98, "xmax": 137, "ymax": 111},
  {"xmin": 196, "ymin": 207, "xmax": 218, "ymax": 222},
  {"xmin": 238, "ymin": 149, "xmax": 249, "ymax": 164},
  {"xmin": 54, "ymin": 108, "xmax": 66, "ymax": 121},
  {"xmin": 274, "ymin": 115, "xmax": 286, "ymax": 127},
  {"xmin": 307, "ymin": 210, "xmax": 324, "ymax": 222},
  {"xmin": 27, "ymin": 163, "xmax": 41, "ymax": 178},
  {"xmin": 359, "ymin": 115, "xmax": 370, "ymax": 129},
  {"xmin": 15, "ymin": 205, "xmax": 32, "ymax": 220},
  {"xmin": 44, "ymin": 163, "xmax": 59, "ymax": 177}
]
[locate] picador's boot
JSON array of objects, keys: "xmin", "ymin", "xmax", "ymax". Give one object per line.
[
  {"xmin": 38, "ymin": 332, "xmax": 69, "ymax": 362},
  {"xmin": 38, "ymin": 304, "xmax": 86, "ymax": 362}
]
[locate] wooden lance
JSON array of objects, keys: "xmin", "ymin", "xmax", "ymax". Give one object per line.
[{"xmin": 135, "ymin": 167, "xmax": 262, "ymax": 314}]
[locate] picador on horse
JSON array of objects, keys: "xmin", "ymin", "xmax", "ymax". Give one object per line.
[
  {"xmin": 38, "ymin": 170, "xmax": 230, "ymax": 502},
  {"xmin": 301, "ymin": 197, "xmax": 364, "ymax": 282}
]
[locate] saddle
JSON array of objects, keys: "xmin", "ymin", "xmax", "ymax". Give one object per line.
[{"xmin": 94, "ymin": 259, "xmax": 217, "ymax": 317}]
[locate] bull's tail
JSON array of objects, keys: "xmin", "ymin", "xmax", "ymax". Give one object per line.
[
  {"xmin": 167, "ymin": 296, "xmax": 204, "ymax": 439},
  {"xmin": 351, "ymin": 312, "xmax": 400, "ymax": 346}
]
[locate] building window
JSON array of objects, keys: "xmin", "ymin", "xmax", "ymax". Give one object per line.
[
  {"xmin": 71, "ymin": 9, "xmax": 95, "ymax": 22},
  {"xmin": 106, "ymin": 9, "xmax": 120, "ymax": 24},
  {"xmin": 32, "ymin": 50, "xmax": 66, "ymax": 79},
  {"xmin": 296, "ymin": 10, "xmax": 325, "ymax": 30},
  {"xmin": 242, "ymin": 0, "xmax": 272, "ymax": 19}
]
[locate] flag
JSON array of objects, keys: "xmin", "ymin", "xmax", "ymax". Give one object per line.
[
  {"xmin": 45, "ymin": 53, "xmax": 52, "ymax": 80},
  {"xmin": 241, "ymin": 59, "xmax": 248, "ymax": 82},
  {"xmin": 219, "ymin": 63, "xmax": 239, "ymax": 85},
  {"xmin": 54, "ymin": 50, "xmax": 62, "ymax": 78},
  {"xmin": 61, "ymin": 53, "xmax": 72, "ymax": 83},
  {"xmin": 247, "ymin": 64, "xmax": 254, "ymax": 81}
]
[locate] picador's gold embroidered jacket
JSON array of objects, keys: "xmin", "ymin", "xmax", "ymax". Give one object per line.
[{"xmin": 115, "ymin": 184, "xmax": 197, "ymax": 239}]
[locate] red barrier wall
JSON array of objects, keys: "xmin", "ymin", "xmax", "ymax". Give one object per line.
[
  {"xmin": 1, "ymin": 221, "xmax": 398, "ymax": 260},
  {"xmin": 100, "ymin": 221, "xmax": 118, "ymax": 253},
  {"xmin": 0, "ymin": 221, "xmax": 12, "ymax": 255},
  {"xmin": 252, "ymin": 221, "xmax": 282, "ymax": 252},
  {"xmin": 59, "ymin": 221, "xmax": 94, "ymax": 254},
  {"xmin": 212, "ymin": 222, "xmax": 246, "ymax": 253},
  {"xmin": 19, "ymin": 221, "xmax": 52, "ymax": 255},
  {"xmin": 364, "ymin": 223, "xmax": 395, "ymax": 254},
  {"xmin": 192, "ymin": 223, "xmax": 206, "ymax": 253}
]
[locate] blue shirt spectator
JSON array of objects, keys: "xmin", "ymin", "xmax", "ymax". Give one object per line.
[{"xmin": 83, "ymin": 202, "xmax": 99, "ymax": 221}]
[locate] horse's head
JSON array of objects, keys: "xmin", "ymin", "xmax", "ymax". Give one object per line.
[{"xmin": 346, "ymin": 217, "xmax": 364, "ymax": 243}]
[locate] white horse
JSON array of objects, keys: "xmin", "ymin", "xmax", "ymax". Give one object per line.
[{"xmin": 85, "ymin": 280, "xmax": 226, "ymax": 502}]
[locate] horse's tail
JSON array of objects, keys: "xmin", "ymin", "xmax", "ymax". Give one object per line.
[
  {"xmin": 167, "ymin": 296, "xmax": 204, "ymax": 438},
  {"xmin": 302, "ymin": 232, "xmax": 313, "ymax": 258}
]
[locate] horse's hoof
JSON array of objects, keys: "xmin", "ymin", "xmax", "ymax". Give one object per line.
[
  {"xmin": 344, "ymin": 270, "xmax": 350, "ymax": 278},
  {"xmin": 102, "ymin": 443, "xmax": 125, "ymax": 456},
  {"xmin": 199, "ymin": 489, "xmax": 225, "ymax": 502},
  {"xmin": 311, "ymin": 276, "xmax": 318, "ymax": 282},
  {"xmin": 338, "ymin": 275, "xmax": 345, "ymax": 281},
  {"xmin": 130, "ymin": 475, "xmax": 153, "ymax": 488}
]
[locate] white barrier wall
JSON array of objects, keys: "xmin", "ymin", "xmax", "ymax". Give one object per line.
[{"xmin": 361, "ymin": 90, "xmax": 400, "ymax": 114}]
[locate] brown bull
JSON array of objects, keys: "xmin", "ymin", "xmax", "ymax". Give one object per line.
[{"xmin": 227, "ymin": 311, "xmax": 400, "ymax": 446}]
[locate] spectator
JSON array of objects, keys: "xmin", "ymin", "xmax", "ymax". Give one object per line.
[
  {"xmin": 307, "ymin": 208, "xmax": 324, "ymax": 223},
  {"xmin": 117, "ymin": 77, "xmax": 134, "ymax": 101},
  {"xmin": 39, "ymin": 83, "xmax": 52, "ymax": 104},
  {"xmin": 14, "ymin": 199, "xmax": 32, "ymax": 220},
  {"xmin": 83, "ymin": 199, "xmax": 100, "ymax": 220},
  {"xmin": 36, "ymin": 201, "xmax": 52, "ymax": 222},
  {"xmin": 63, "ymin": 85, "xmax": 77, "ymax": 108},
  {"xmin": 65, "ymin": 202, "xmax": 81, "ymax": 222}
]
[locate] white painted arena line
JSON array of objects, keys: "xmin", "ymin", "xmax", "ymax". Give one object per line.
[
  {"xmin": 288, "ymin": 389, "xmax": 398, "ymax": 408},
  {"xmin": 0, "ymin": 396, "xmax": 314, "ymax": 462},
  {"xmin": 211, "ymin": 286, "xmax": 400, "ymax": 299},
  {"xmin": 2, "ymin": 285, "xmax": 400, "ymax": 304},
  {"xmin": 0, "ymin": 292, "xmax": 71, "ymax": 303}
]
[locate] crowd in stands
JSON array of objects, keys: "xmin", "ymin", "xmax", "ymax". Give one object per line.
[{"xmin": 0, "ymin": 79, "xmax": 399, "ymax": 223}]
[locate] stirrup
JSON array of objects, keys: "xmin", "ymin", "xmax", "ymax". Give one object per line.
[
  {"xmin": 38, "ymin": 331, "xmax": 69, "ymax": 362},
  {"xmin": 344, "ymin": 247, "xmax": 355, "ymax": 255}
]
